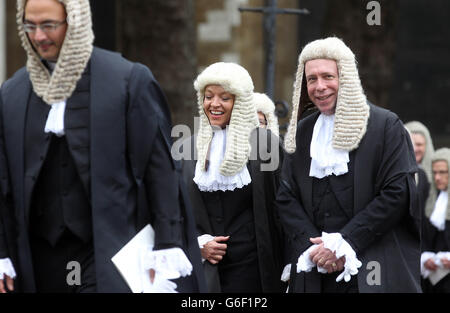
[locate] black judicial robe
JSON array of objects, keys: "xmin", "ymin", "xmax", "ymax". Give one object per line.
[
  {"xmin": 417, "ymin": 167, "xmax": 430, "ymax": 216},
  {"xmin": 421, "ymin": 211, "xmax": 450, "ymax": 292},
  {"xmin": 179, "ymin": 128, "xmax": 286, "ymax": 293},
  {"xmin": 276, "ymin": 104, "xmax": 422, "ymax": 293},
  {"xmin": 0, "ymin": 47, "xmax": 206, "ymax": 292}
]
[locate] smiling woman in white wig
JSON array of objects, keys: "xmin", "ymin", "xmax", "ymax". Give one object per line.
[{"xmin": 178, "ymin": 62, "xmax": 286, "ymax": 293}]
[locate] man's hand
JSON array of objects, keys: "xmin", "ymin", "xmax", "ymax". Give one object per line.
[
  {"xmin": 424, "ymin": 258, "xmax": 438, "ymax": 271},
  {"xmin": 309, "ymin": 237, "xmax": 344, "ymax": 273},
  {"xmin": 0, "ymin": 275, "xmax": 14, "ymax": 293},
  {"xmin": 440, "ymin": 257, "xmax": 450, "ymax": 269},
  {"xmin": 201, "ymin": 236, "xmax": 230, "ymax": 265}
]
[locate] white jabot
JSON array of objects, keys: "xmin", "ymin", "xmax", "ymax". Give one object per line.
[
  {"xmin": 44, "ymin": 100, "xmax": 66, "ymax": 137},
  {"xmin": 140, "ymin": 247, "xmax": 193, "ymax": 293},
  {"xmin": 194, "ymin": 128, "xmax": 251, "ymax": 192},
  {"xmin": 0, "ymin": 258, "xmax": 16, "ymax": 280},
  {"xmin": 310, "ymin": 113, "xmax": 349, "ymax": 179},
  {"xmin": 430, "ymin": 191, "xmax": 448, "ymax": 231}
]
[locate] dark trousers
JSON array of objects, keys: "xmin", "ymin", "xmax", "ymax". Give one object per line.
[
  {"xmin": 321, "ymin": 271, "xmax": 359, "ymax": 293},
  {"xmin": 29, "ymin": 230, "xmax": 96, "ymax": 293}
]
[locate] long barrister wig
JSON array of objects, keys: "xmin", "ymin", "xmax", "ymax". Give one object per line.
[
  {"xmin": 16, "ymin": 0, "xmax": 94, "ymax": 104},
  {"xmin": 194, "ymin": 62, "xmax": 259, "ymax": 176},
  {"xmin": 284, "ymin": 37, "xmax": 370, "ymax": 154},
  {"xmin": 425, "ymin": 148, "xmax": 450, "ymax": 221},
  {"xmin": 253, "ymin": 92, "xmax": 279, "ymax": 138}
]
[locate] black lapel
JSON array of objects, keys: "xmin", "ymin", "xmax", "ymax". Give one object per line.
[
  {"xmin": 23, "ymin": 92, "xmax": 51, "ymax": 224},
  {"xmin": 90, "ymin": 48, "xmax": 130, "ymax": 213},
  {"xmin": 328, "ymin": 151, "xmax": 356, "ymax": 220},
  {"xmin": 183, "ymin": 135, "xmax": 213, "ymax": 234},
  {"xmin": 2, "ymin": 70, "xmax": 31, "ymax": 226},
  {"xmin": 295, "ymin": 113, "xmax": 319, "ymax": 220}
]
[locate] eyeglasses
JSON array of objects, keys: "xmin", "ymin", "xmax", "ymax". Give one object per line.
[
  {"xmin": 23, "ymin": 20, "xmax": 67, "ymax": 34},
  {"xmin": 433, "ymin": 170, "xmax": 449, "ymax": 176}
]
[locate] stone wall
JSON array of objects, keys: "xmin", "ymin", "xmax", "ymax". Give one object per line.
[{"xmin": 196, "ymin": 0, "xmax": 301, "ymax": 132}]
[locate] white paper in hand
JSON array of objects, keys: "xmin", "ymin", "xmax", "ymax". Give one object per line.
[
  {"xmin": 111, "ymin": 224, "xmax": 155, "ymax": 293},
  {"xmin": 429, "ymin": 267, "xmax": 450, "ymax": 286}
]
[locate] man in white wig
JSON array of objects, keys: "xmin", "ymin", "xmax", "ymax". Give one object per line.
[
  {"xmin": 254, "ymin": 92, "xmax": 280, "ymax": 137},
  {"xmin": 0, "ymin": 0, "xmax": 205, "ymax": 293},
  {"xmin": 405, "ymin": 121, "xmax": 435, "ymax": 217},
  {"xmin": 275, "ymin": 37, "xmax": 422, "ymax": 292},
  {"xmin": 421, "ymin": 148, "xmax": 450, "ymax": 292},
  {"xmin": 405, "ymin": 121, "xmax": 435, "ymax": 182}
]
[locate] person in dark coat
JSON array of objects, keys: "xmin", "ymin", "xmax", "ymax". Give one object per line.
[
  {"xmin": 253, "ymin": 92, "xmax": 279, "ymax": 137},
  {"xmin": 276, "ymin": 37, "xmax": 422, "ymax": 293},
  {"xmin": 421, "ymin": 148, "xmax": 450, "ymax": 292},
  {"xmin": 0, "ymin": 0, "xmax": 205, "ymax": 293},
  {"xmin": 405, "ymin": 121, "xmax": 435, "ymax": 217},
  {"xmin": 176, "ymin": 62, "xmax": 286, "ymax": 293}
]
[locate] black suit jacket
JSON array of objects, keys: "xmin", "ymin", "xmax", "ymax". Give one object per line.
[
  {"xmin": 277, "ymin": 104, "xmax": 422, "ymax": 292},
  {"xmin": 0, "ymin": 47, "xmax": 205, "ymax": 292},
  {"xmin": 179, "ymin": 128, "xmax": 286, "ymax": 292}
]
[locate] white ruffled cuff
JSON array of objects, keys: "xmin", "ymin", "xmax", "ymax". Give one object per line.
[
  {"xmin": 197, "ymin": 234, "xmax": 215, "ymax": 263},
  {"xmin": 421, "ymin": 251, "xmax": 436, "ymax": 278},
  {"xmin": 0, "ymin": 258, "xmax": 16, "ymax": 280},
  {"xmin": 140, "ymin": 247, "xmax": 192, "ymax": 293},
  {"xmin": 281, "ymin": 264, "xmax": 291, "ymax": 282},
  {"xmin": 435, "ymin": 251, "xmax": 450, "ymax": 266},
  {"xmin": 321, "ymin": 232, "xmax": 362, "ymax": 282},
  {"xmin": 197, "ymin": 234, "xmax": 215, "ymax": 249},
  {"xmin": 296, "ymin": 244, "xmax": 319, "ymax": 273},
  {"xmin": 420, "ymin": 251, "xmax": 450, "ymax": 279}
]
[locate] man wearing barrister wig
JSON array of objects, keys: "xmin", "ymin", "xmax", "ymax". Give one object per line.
[
  {"xmin": 254, "ymin": 92, "xmax": 280, "ymax": 137},
  {"xmin": 0, "ymin": 0, "xmax": 205, "ymax": 293},
  {"xmin": 421, "ymin": 148, "xmax": 450, "ymax": 292},
  {"xmin": 276, "ymin": 37, "xmax": 422, "ymax": 292}
]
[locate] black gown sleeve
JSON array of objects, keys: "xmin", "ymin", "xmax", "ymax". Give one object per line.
[
  {"xmin": 340, "ymin": 116, "xmax": 419, "ymax": 254},
  {"xmin": 275, "ymin": 151, "xmax": 321, "ymax": 263},
  {"xmin": 127, "ymin": 63, "xmax": 183, "ymax": 250}
]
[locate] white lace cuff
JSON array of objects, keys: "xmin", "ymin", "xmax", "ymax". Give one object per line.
[
  {"xmin": 281, "ymin": 264, "xmax": 291, "ymax": 282},
  {"xmin": 140, "ymin": 247, "xmax": 192, "ymax": 293},
  {"xmin": 0, "ymin": 258, "xmax": 16, "ymax": 280},
  {"xmin": 421, "ymin": 251, "xmax": 436, "ymax": 278},
  {"xmin": 435, "ymin": 251, "xmax": 450, "ymax": 267},
  {"xmin": 197, "ymin": 234, "xmax": 215, "ymax": 263},
  {"xmin": 197, "ymin": 234, "xmax": 215, "ymax": 249},
  {"xmin": 296, "ymin": 245, "xmax": 319, "ymax": 273},
  {"xmin": 321, "ymin": 232, "xmax": 362, "ymax": 282}
]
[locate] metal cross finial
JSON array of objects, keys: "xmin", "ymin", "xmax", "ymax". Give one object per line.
[
  {"xmin": 239, "ymin": 0, "xmax": 309, "ymax": 101},
  {"xmin": 239, "ymin": 1, "xmax": 309, "ymax": 132}
]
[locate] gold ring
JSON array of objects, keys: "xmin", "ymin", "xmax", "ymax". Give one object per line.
[
  {"xmin": 332, "ymin": 262, "xmax": 337, "ymax": 269},
  {"xmin": 319, "ymin": 258, "xmax": 324, "ymax": 265}
]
